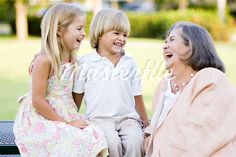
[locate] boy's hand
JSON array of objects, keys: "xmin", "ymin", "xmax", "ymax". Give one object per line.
[
  {"xmin": 142, "ymin": 119, "xmax": 150, "ymax": 128},
  {"xmin": 67, "ymin": 119, "xmax": 89, "ymax": 129}
]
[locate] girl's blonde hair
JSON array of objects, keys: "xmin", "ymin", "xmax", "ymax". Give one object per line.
[
  {"xmin": 40, "ymin": 2, "xmax": 85, "ymax": 78},
  {"xmin": 89, "ymin": 8, "xmax": 130, "ymax": 49}
]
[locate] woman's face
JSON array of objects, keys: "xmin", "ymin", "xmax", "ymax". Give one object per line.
[{"xmin": 162, "ymin": 28, "xmax": 191, "ymax": 70}]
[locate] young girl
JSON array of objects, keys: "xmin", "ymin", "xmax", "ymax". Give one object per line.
[
  {"xmin": 73, "ymin": 8, "xmax": 149, "ymax": 157},
  {"xmin": 13, "ymin": 3, "xmax": 108, "ymax": 157}
]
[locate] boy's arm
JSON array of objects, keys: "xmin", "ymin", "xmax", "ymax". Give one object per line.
[
  {"xmin": 135, "ymin": 95, "xmax": 149, "ymax": 128},
  {"xmin": 72, "ymin": 92, "xmax": 84, "ymax": 111}
]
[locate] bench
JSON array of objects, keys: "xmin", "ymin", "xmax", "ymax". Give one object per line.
[{"xmin": 0, "ymin": 121, "xmax": 20, "ymax": 157}]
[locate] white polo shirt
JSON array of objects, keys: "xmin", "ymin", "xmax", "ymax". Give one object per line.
[{"xmin": 73, "ymin": 52, "xmax": 141, "ymax": 120}]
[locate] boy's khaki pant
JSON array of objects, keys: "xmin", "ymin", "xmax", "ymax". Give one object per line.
[{"xmin": 91, "ymin": 117, "xmax": 144, "ymax": 157}]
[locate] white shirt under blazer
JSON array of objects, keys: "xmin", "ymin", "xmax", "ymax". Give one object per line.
[{"xmin": 73, "ymin": 52, "xmax": 142, "ymax": 120}]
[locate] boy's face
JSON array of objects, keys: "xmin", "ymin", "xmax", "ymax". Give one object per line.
[{"xmin": 98, "ymin": 30, "xmax": 128, "ymax": 55}]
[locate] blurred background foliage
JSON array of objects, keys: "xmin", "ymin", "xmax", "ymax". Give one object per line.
[
  {"xmin": 0, "ymin": 0, "xmax": 235, "ymax": 41},
  {"xmin": 1, "ymin": 0, "xmax": 236, "ymax": 119}
]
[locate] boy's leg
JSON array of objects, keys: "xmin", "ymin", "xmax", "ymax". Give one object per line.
[
  {"xmin": 118, "ymin": 118, "xmax": 144, "ymax": 157},
  {"xmin": 92, "ymin": 118, "xmax": 122, "ymax": 157}
]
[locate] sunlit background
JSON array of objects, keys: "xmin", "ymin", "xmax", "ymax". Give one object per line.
[{"xmin": 0, "ymin": 0, "xmax": 236, "ymax": 120}]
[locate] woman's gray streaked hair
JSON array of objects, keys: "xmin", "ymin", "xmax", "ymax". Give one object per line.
[{"xmin": 166, "ymin": 21, "xmax": 225, "ymax": 73}]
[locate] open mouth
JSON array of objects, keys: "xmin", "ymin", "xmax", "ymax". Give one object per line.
[
  {"xmin": 114, "ymin": 42, "xmax": 123, "ymax": 48},
  {"xmin": 165, "ymin": 52, "xmax": 173, "ymax": 59},
  {"xmin": 76, "ymin": 38, "xmax": 83, "ymax": 43}
]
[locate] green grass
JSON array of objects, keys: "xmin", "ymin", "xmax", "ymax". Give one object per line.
[{"xmin": 1, "ymin": 36, "xmax": 236, "ymax": 120}]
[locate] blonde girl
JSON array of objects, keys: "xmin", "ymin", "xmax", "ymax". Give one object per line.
[{"xmin": 13, "ymin": 3, "xmax": 108, "ymax": 157}]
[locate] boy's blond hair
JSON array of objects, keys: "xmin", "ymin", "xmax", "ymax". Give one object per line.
[
  {"xmin": 89, "ymin": 8, "xmax": 130, "ymax": 49},
  {"xmin": 40, "ymin": 2, "xmax": 85, "ymax": 78}
]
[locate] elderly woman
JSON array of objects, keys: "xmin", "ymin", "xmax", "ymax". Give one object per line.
[{"xmin": 144, "ymin": 21, "xmax": 236, "ymax": 157}]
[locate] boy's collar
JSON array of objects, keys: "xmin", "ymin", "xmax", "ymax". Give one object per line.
[{"xmin": 89, "ymin": 51, "xmax": 132, "ymax": 61}]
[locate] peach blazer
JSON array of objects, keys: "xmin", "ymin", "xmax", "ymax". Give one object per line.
[{"xmin": 145, "ymin": 68, "xmax": 236, "ymax": 157}]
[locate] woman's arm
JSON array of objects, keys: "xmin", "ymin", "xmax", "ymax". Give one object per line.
[{"xmin": 165, "ymin": 70, "xmax": 236, "ymax": 156}]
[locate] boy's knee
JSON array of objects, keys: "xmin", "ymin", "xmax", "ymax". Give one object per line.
[
  {"xmin": 122, "ymin": 133, "xmax": 144, "ymax": 157},
  {"xmin": 130, "ymin": 131, "xmax": 144, "ymax": 142},
  {"xmin": 124, "ymin": 132, "xmax": 144, "ymax": 148},
  {"xmin": 106, "ymin": 135, "xmax": 122, "ymax": 157},
  {"xmin": 106, "ymin": 134, "xmax": 122, "ymax": 148}
]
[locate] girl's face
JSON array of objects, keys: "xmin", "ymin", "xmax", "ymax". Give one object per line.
[
  {"xmin": 162, "ymin": 28, "xmax": 191, "ymax": 70},
  {"xmin": 58, "ymin": 15, "xmax": 86, "ymax": 53},
  {"xmin": 98, "ymin": 30, "xmax": 128, "ymax": 55}
]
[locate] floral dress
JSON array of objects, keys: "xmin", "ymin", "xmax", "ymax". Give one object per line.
[{"xmin": 13, "ymin": 62, "xmax": 108, "ymax": 157}]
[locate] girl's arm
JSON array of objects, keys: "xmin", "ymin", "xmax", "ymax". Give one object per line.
[
  {"xmin": 135, "ymin": 95, "xmax": 149, "ymax": 128},
  {"xmin": 31, "ymin": 54, "xmax": 65, "ymax": 123},
  {"xmin": 72, "ymin": 92, "xmax": 84, "ymax": 111}
]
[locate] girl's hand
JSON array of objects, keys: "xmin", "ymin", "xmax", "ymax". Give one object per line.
[{"xmin": 67, "ymin": 119, "xmax": 89, "ymax": 129}]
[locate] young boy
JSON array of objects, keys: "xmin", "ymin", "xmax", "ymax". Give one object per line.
[{"xmin": 73, "ymin": 8, "xmax": 149, "ymax": 157}]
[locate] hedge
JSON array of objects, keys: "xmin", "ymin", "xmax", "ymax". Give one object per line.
[
  {"xmin": 127, "ymin": 9, "xmax": 235, "ymax": 41},
  {"xmin": 9, "ymin": 9, "xmax": 235, "ymax": 41}
]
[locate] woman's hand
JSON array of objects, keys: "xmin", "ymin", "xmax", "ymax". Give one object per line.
[
  {"xmin": 67, "ymin": 119, "xmax": 89, "ymax": 129},
  {"xmin": 144, "ymin": 134, "xmax": 151, "ymax": 153}
]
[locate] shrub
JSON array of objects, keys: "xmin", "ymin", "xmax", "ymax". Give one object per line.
[
  {"xmin": 127, "ymin": 9, "xmax": 235, "ymax": 41},
  {"xmin": 8, "ymin": 9, "xmax": 235, "ymax": 41}
]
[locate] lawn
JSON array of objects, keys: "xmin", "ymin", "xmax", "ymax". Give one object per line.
[{"xmin": 0, "ymin": 36, "xmax": 236, "ymax": 120}]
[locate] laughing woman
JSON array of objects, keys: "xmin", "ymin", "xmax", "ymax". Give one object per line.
[{"xmin": 144, "ymin": 21, "xmax": 236, "ymax": 157}]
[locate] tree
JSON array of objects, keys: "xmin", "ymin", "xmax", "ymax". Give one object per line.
[
  {"xmin": 85, "ymin": 0, "xmax": 102, "ymax": 14},
  {"xmin": 154, "ymin": 0, "xmax": 180, "ymax": 10},
  {"xmin": 217, "ymin": 0, "xmax": 226, "ymax": 23},
  {"xmin": 178, "ymin": 0, "xmax": 188, "ymax": 11},
  {"xmin": 15, "ymin": 0, "xmax": 28, "ymax": 41}
]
